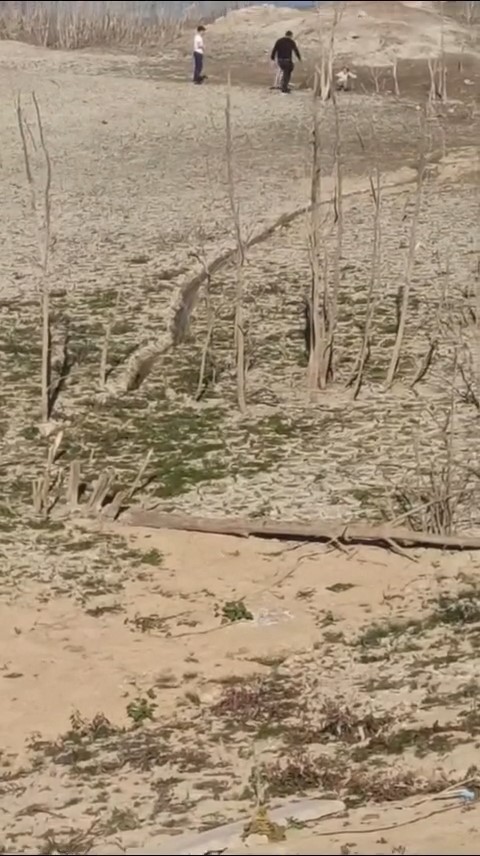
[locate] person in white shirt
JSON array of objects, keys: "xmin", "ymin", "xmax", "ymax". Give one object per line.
[
  {"xmin": 193, "ymin": 25, "xmax": 206, "ymax": 85},
  {"xmin": 336, "ymin": 66, "xmax": 357, "ymax": 91}
]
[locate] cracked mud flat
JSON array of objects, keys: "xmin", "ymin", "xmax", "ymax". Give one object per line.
[
  {"xmin": 1, "ymin": 39, "xmax": 479, "ymax": 530},
  {"xmin": 0, "ymin": 11, "xmax": 480, "ymax": 856}
]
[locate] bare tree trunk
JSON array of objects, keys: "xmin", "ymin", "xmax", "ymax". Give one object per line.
[
  {"xmin": 326, "ymin": 85, "xmax": 343, "ymax": 384},
  {"xmin": 351, "ymin": 168, "xmax": 382, "ymax": 399},
  {"xmin": 476, "ymin": 259, "xmax": 480, "ymax": 403},
  {"xmin": 392, "ymin": 60, "xmax": 400, "ymax": 96},
  {"xmin": 307, "ymin": 70, "xmax": 324, "ymax": 393},
  {"xmin": 370, "ymin": 66, "xmax": 382, "ymax": 94},
  {"xmin": 464, "ymin": 1, "xmax": 478, "ymax": 24},
  {"xmin": 225, "ymin": 79, "xmax": 246, "ymax": 413},
  {"xmin": 99, "ymin": 288, "xmax": 123, "ymax": 389},
  {"xmin": 385, "ymin": 153, "xmax": 426, "ymax": 387},
  {"xmin": 194, "ymin": 252, "xmax": 216, "ymax": 400},
  {"xmin": 16, "ymin": 92, "xmax": 52, "ymax": 424},
  {"xmin": 308, "ymin": 9, "xmax": 342, "ymax": 393},
  {"xmin": 319, "ymin": 51, "xmax": 332, "ymax": 101},
  {"xmin": 125, "ymin": 507, "xmax": 480, "ymax": 551},
  {"xmin": 439, "ymin": 1, "xmax": 448, "ymax": 101},
  {"xmin": 318, "ymin": 4, "xmax": 342, "ymax": 101},
  {"xmin": 442, "ymin": 349, "xmax": 457, "ymax": 534},
  {"xmin": 428, "ymin": 58, "xmax": 438, "ymax": 104}
]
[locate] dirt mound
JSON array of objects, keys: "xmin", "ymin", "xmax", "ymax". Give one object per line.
[{"xmin": 209, "ymin": 0, "xmax": 478, "ymax": 67}]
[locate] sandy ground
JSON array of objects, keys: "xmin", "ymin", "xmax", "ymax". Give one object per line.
[
  {"xmin": 2, "ymin": 521, "xmax": 480, "ymax": 855},
  {"xmin": 1, "ymin": 2, "xmax": 480, "ymax": 853}
]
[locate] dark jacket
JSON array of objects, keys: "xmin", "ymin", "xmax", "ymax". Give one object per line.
[{"xmin": 271, "ymin": 36, "xmax": 302, "ymax": 63}]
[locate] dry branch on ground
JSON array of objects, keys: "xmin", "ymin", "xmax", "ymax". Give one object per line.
[{"xmin": 123, "ymin": 509, "xmax": 480, "ymax": 551}]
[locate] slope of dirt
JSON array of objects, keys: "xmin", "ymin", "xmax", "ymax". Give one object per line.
[
  {"xmin": 150, "ymin": 0, "xmax": 480, "ymax": 92},
  {"xmin": 209, "ymin": 0, "xmax": 479, "ymax": 65}
]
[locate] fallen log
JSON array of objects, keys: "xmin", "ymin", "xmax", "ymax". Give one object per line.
[{"xmin": 122, "ymin": 510, "xmax": 480, "ymax": 551}]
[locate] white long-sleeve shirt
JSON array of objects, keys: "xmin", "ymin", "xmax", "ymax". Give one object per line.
[{"xmin": 193, "ymin": 33, "xmax": 204, "ymax": 54}]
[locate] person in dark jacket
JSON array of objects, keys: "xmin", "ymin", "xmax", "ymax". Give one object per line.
[{"xmin": 270, "ymin": 30, "xmax": 302, "ymax": 93}]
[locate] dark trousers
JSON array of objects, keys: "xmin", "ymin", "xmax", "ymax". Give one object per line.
[
  {"xmin": 193, "ymin": 51, "xmax": 203, "ymax": 83},
  {"xmin": 278, "ymin": 58, "xmax": 294, "ymax": 92}
]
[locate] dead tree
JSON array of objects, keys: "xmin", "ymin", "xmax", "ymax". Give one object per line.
[
  {"xmin": 329, "ymin": 85, "xmax": 344, "ymax": 382},
  {"xmin": 385, "ymin": 146, "xmax": 426, "ymax": 388},
  {"xmin": 317, "ymin": 3, "xmax": 343, "ymax": 101},
  {"xmin": 307, "ymin": 7, "xmax": 343, "ymax": 392},
  {"xmin": 428, "ymin": 4, "xmax": 448, "ymax": 104},
  {"xmin": 16, "ymin": 92, "xmax": 52, "ymax": 423},
  {"xmin": 391, "ymin": 59, "xmax": 400, "ymax": 96},
  {"xmin": 307, "ymin": 78, "xmax": 338, "ymax": 392},
  {"xmin": 350, "ymin": 167, "xmax": 382, "ymax": 399},
  {"xmin": 307, "ymin": 72, "xmax": 325, "ymax": 392},
  {"xmin": 193, "ymin": 250, "xmax": 216, "ymax": 401},
  {"xmin": 225, "ymin": 79, "xmax": 246, "ymax": 413}
]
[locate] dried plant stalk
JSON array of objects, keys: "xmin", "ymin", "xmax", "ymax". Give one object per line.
[
  {"xmin": 391, "ymin": 60, "xmax": 400, "ymax": 96},
  {"xmin": 351, "ymin": 167, "xmax": 382, "ymax": 399},
  {"xmin": 225, "ymin": 78, "xmax": 247, "ymax": 413},
  {"xmin": 328, "ymin": 85, "xmax": 343, "ymax": 383},
  {"xmin": 307, "ymin": 70, "xmax": 324, "ymax": 392},
  {"xmin": 318, "ymin": 4, "xmax": 342, "ymax": 101},
  {"xmin": 67, "ymin": 460, "xmax": 81, "ymax": 509},
  {"xmin": 126, "ymin": 450, "xmax": 153, "ymax": 502},
  {"xmin": 16, "ymin": 92, "xmax": 52, "ymax": 422},
  {"xmin": 193, "ymin": 252, "xmax": 216, "ymax": 401},
  {"xmin": 32, "ymin": 430, "xmax": 63, "ymax": 518},
  {"xmin": 86, "ymin": 471, "xmax": 114, "ymax": 514},
  {"xmin": 99, "ymin": 287, "xmax": 124, "ymax": 389},
  {"xmin": 385, "ymin": 145, "xmax": 426, "ymax": 387}
]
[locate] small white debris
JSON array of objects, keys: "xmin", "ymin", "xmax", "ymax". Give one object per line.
[{"xmin": 244, "ymin": 833, "xmax": 270, "ymax": 848}]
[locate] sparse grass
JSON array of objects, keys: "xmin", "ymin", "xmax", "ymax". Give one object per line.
[
  {"xmin": 356, "ymin": 618, "xmax": 423, "ymax": 648},
  {"xmin": 39, "ymin": 826, "xmax": 98, "ymax": 856},
  {"xmin": 434, "ymin": 590, "xmax": 480, "ymax": 625},
  {"xmin": 127, "ymin": 695, "xmax": 157, "ymax": 725},
  {"xmin": 215, "ymin": 599, "xmax": 254, "ymax": 623},
  {"xmin": 357, "ymin": 589, "xmax": 480, "ymax": 649},
  {"xmin": 211, "ymin": 674, "xmax": 298, "ymax": 730},
  {"xmin": 140, "ymin": 547, "xmax": 163, "ymax": 566},
  {"xmin": 28, "ymin": 711, "xmax": 122, "ymax": 768},
  {"xmin": 127, "ymin": 612, "xmax": 178, "ymax": 633},
  {"xmin": 262, "ymin": 752, "xmax": 451, "ymax": 803},
  {"xmin": 102, "ymin": 806, "xmax": 139, "ymax": 834},
  {"xmin": 352, "ymin": 724, "xmax": 463, "ymax": 761},
  {"xmin": 315, "ymin": 699, "xmax": 392, "ymax": 744}
]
